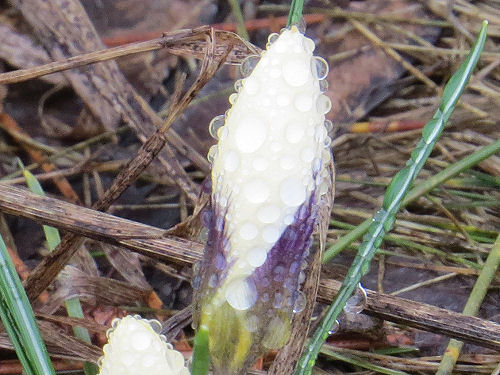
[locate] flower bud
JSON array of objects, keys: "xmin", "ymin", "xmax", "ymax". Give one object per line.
[
  {"xmin": 97, "ymin": 315, "xmax": 189, "ymax": 375},
  {"xmin": 194, "ymin": 26, "xmax": 333, "ymax": 375}
]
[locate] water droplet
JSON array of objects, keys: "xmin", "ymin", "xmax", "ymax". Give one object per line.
[
  {"xmin": 293, "ymin": 291, "xmax": 306, "ymax": 313},
  {"xmin": 261, "ymin": 292, "xmax": 270, "ymax": 302},
  {"xmin": 267, "ymin": 32, "xmax": 279, "ymax": 46},
  {"xmin": 294, "ymin": 93, "xmax": 313, "ymax": 112},
  {"xmin": 280, "ymin": 155, "xmax": 296, "ymax": 170},
  {"xmin": 312, "ymin": 56, "xmax": 329, "ymax": 80},
  {"xmin": 223, "ymin": 149, "xmax": 240, "ymax": 172},
  {"xmin": 302, "ymin": 37, "xmax": 315, "ymax": 54},
  {"xmin": 262, "ymin": 225, "xmax": 281, "ymax": 243},
  {"xmin": 324, "ymin": 119, "xmax": 333, "ymax": 132},
  {"xmin": 284, "ymin": 214, "xmax": 295, "ymax": 225},
  {"xmin": 280, "ymin": 177, "xmax": 306, "ymax": 207},
  {"xmin": 257, "ymin": 205, "xmax": 281, "ymax": 224},
  {"xmin": 323, "ymin": 136, "xmax": 332, "ymax": 148},
  {"xmin": 245, "ymin": 76, "xmax": 259, "ymax": 95},
  {"xmin": 246, "ymin": 315, "xmax": 259, "ymax": 332},
  {"xmin": 215, "ymin": 253, "xmax": 226, "ymax": 270},
  {"xmin": 207, "ymin": 145, "xmax": 218, "ymax": 164},
  {"xmin": 319, "ymin": 78, "xmax": 329, "ymax": 93},
  {"xmin": 298, "ymin": 271, "xmax": 306, "ymax": 284},
  {"xmin": 319, "ymin": 179, "xmax": 329, "ymax": 195},
  {"xmin": 225, "ymin": 278, "xmax": 258, "ymax": 310},
  {"xmin": 273, "ymin": 265, "xmax": 286, "ymax": 282},
  {"xmin": 235, "ymin": 116, "xmax": 267, "ymax": 153},
  {"xmin": 208, "ymin": 274, "xmax": 218, "ymax": 288},
  {"xmin": 282, "ymin": 60, "xmax": 310, "ymax": 87},
  {"xmin": 273, "ymin": 292, "xmax": 284, "ymax": 308},
  {"xmin": 322, "ymin": 148, "xmax": 332, "ymax": 163},
  {"xmin": 247, "ymin": 247, "xmax": 267, "ymax": 267},
  {"xmin": 328, "ymin": 319, "xmax": 340, "ymax": 335},
  {"xmin": 317, "ymin": 95, "xmax": 332, "ymax": 115},
  {"xmin": 270, "ymin": 67, "xmax": 281, "ymax": 78},
  {"xmin": 243, "ymin": 179, "xmax": 270, "ymax": 204},
  {"xmin": 277, "ymin": 94, "xmax": 290, "ymax": 107},
  {"xmin": 240, "ymin": 55, "xmax": 260, "ymax": 77},
  {"xmin": 252, "ymin": 157, "xmax": 268, "ymax": 171},
  {"xmin": 344, "ymin": 284, "xmax": 368, "ymax": 314},
  {"xmin": 229, "ymin": 93, "xmax": 238, "ymax": 105},
  {"xmin": 314, "ymin": 124, "xmax": 326, "ymax": 143},
  {"xmin": 209, "ymin": 115, "xmax": 225, "ymax": 139},
  {"xmin": 111, "ymin": 318, "xmax": 120, "ymax": 330},
  {"xmin": 148, "ymin": 319, "xmax": 162, "ymax": 333},
  {"xmin": 234, "ymin": 79, "xmax": 243, "ymax": 92},
  {"xmin": 262, "ymin": 316, "xmax": 290, "ymax": 349},
  {"xmin": 239, "ymin": 222, "xmax": 258, "ymax": 240},
  {"xmin": 286, "ymin": 121, "xmax": 305, "ymax": 144},
  {"xmin": 301, "ymin": 147, "xmax": 315, "ymax": 163}
]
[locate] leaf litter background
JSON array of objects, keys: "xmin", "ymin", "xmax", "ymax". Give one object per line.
[{"xmin": 0, "ymin": 0, "xmax": 498, "ymax": 373}]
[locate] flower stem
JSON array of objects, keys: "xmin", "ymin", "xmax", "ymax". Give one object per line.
[{"xmin": 287, "ymin": 0, "xmax": 305, "ymax": 27}]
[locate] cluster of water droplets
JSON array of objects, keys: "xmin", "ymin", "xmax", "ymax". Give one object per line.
[{"xmin": 97, "ymin": 315, "xmax": 188, "ymax": 375}]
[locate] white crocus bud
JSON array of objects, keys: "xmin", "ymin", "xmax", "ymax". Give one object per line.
[
  {"xmin": 97, "ymin": 315, "xmax": 190, "ymax": 375},
  {"xmin": 195, "ymin": 25, "xmax": 333, "ymax": 375}
]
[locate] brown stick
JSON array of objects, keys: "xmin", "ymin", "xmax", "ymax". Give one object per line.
[{"xmin": 318, "ymin": 279, "xmax": 500, "ymax": 351}]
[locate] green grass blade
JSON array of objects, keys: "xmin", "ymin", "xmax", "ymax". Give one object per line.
[
  {"xmin": 20, "ymin": 162, "xmax": 97, "ymax": 375},
  {"xmin": 287, "ymin": 0, "xmax": 305, "ymax": 27},
  {"xmin": 0, "ymin": 234, "xmax": 55, "ymax": 375},
  {"xmin": 191, "ymin": 325, "xmax": 211, "ymax": 375},
  {"xmin": 296, "ymin": 21, "xmax": 488, "ymax": 375}
]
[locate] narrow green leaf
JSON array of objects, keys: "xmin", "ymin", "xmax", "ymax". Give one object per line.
[
  {"xmin": 287, "ymin": 0, "xmax": 305, "ymax": 27},
  {"xmin": 19, "ymin": 161, "xmax": 97, "ymax": 375},
  {"xmin": 296, "ymin": 21, "xmax": 489, "ymax": 375},
  {"xmin": 192, "ymin": 325, "xmax": 211, "ymax": 375},
  {"xmin": 0, "ymin": 234, "xmax": 56, "ymax": 375}
]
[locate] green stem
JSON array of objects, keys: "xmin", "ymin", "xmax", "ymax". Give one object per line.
[
  {"xmin": 228, "ymin": 0, "xmax": 249, "ymax": 40},
  {"xmin": 287, "ymin": 0, "xmax": 305, "ymax": 27},
  {"xmin": 436, "ymin": 234, "xmax": 500, "ymax": 375}
]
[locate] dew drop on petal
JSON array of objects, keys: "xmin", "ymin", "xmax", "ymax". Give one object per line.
[
  {"xmin": 301, "ymin": 147, "xmax": 315, "ymax": 163},
  {"xmin": 294, "ymin": 93, "xmax": 313, "ymax": 112},
  {"xmin": 273, "ymin": 292, "xmax": 284, "ymax": 308},
  {"xmin": 276, "ymin": 94, "xmax": 290, "ymax": 107},
  {"xmin": 234, "ymin": 79, "xmax": 243, "ymax": 92},
  {"xmin": 257, "ymin": 205, "xmax": 280, "ymax": 224},
  {"xmin": 245, "ymin": 76, "xmax": 259, "ymax": 95},
  {"xmin": 252, "ymin": 157, "xmax": 269, "ymax": 171},
  {"xmin": 209, "ymin": 115, "xmax": 225, "ymax": 139},
  {"xmin": 284, "ymin": 214, "xmax": 295, "ymax": 225},
  {"xmin": 207, "ymin": 145, "xmax": 217, "ymax": 164},
  {"xmin": 280, "ymin": 178, "xmax": 306, "ymax": 207},
  {"xmin": 270, "ymin": 67, "xmax": 281, "ymax": 78},
  {"xmin": 322, "ymin": 148, "xmax": 332, "ymax": 163},
  {"xmin": 319, "ymin": 78, "xmax": 329, "ymax": 93},
  {"xmin": 240, "ymin": 55, "xmax": 260, "ymax": 77},
  {"xmin": 131, "ymin": 330, "xmax": 152, "ymax": 351},
  {"xmin": 316, "ymin": 95, "xmax": 332, "ymax": 114},
  {"xmin": 293, "ymin": 291, "xmax": 306, "ymax": 313},
  {"xmin": 282, "ymin": 60, "xmax": 310, "ymax": 87},
  {"xmin": 239, "ymin": 222, "xmax": 258, "ymax": 240},
  {"xmin": 247, "ymin": 247, "xmax": 267, "ymax": 267},
  {"xmin": 280, "ymin": 155, "xmax": 296, "ymax": 170},
  {"xmin": 246, "ymin": 315, "xmax": 259, "ymax": 332},
  {"xmin": 312, "ymin": 56, "xmax": 329, "ymax": 80},
  {"xmin": 267, "ymin": 33, "xmax": 279, "ymax": 46},
  {"xmin": 285, "ymin": 122, "xmax": 305, "ymax": 144},
  {"xmin": 208, "ymin": 274, "xmax": 218, "ymax": 288},
  {"xmin": 262, "ymin": 225, "xmax": 281, "ymax": 243},
  {"xmin": 225, "ymin": 278, "xmax": 258, "ymax": 310},
  {"xmin": 243, "ymin": 179, "xmax": 270, "ymax": 204},
  {"xmin": 302, "ymin": 37, "xmax": 315, "ymax": 54},
  {"xmin": 262, "ymin": 316, "xmax": 290, "ymax": 349},
  {"xmin": 324, "ymin": 119, "xmax": 333, "ymax": 132},
  {"xmin": 229, "ymin": 93, "xmax": 238, "ymax": 105},
  {"xmin": 235, "ymin": 117, "xmax": 267, "ymax": 153},
  {"xmin": 223, "ymin": 149, "xmax": 240, "ymax": 172},
  {"xmin": 324, "ymin": 136, "xmax": 332, "ymax": 148}
]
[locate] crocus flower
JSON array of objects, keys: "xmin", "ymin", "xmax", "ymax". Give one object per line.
[
  {"xmin": 97, "ymin": 315, "xmax": 190, "ymax": 375},
  {"xmin": 193, "ymin": 25, "xmax": 333, "ymax": 375}
]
